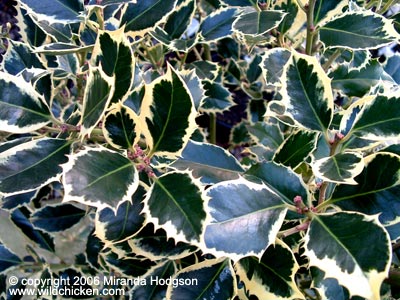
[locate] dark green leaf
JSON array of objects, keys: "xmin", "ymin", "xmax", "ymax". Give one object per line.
[
  {"xmin": 3, "ymin": 41, "xmax": 44, "ymax": 75},
  {"xmin": 201, "ymin": 80, "xmax": 234, "ymax": 112},
  {"xmin": 140, "ymin": 65, "xmax": 197, "ymax": 157},
  {"xmin": 273, "ymin": 130, "xmax": 318, "ymax": 169},
  {"xmin": 0, "ymin": 138, "xmax": 70, "ymax": 196},
  {"xmin": 320, "ymin": 11, "xmax": 400, "ymax": 50},
  {"xmin": 233, "ymin": 9, "xmax": 286, "ymax": 37},
  {"xmin": 350, "ymin": 94, "xmax": 400, "ymax": 140},
  {"xmin": 63, "ymin": 147, "xmax": 139, "ymax": 211},
  {"xmin": 246, "ymin": 161, "xmax": 309, "ymax": 206},
  {"xmin": 0, "ymin": 244, "xmax": 22, "ymax": 273},
  {"xmin": 167, "ymin": 259, "xmax": 235, "ymax": 300},
  {"xmin": 171, "ymin": 140, "xmax": 244, "ymax": 184},
  {"xmin": 121, "ymin": 0, "xmax": 177, "ymax": 35},
  {"xmin": 95, "ymin": 186, "xmax": 146, "ymax": 246},
  {"xmin": 80, "ymin": 66, "xmax": 115, "ymax": 137},
  {"xmin": 11, "ymin": 208, "xmax": 55, "ymax": 252},
  {"xmin": 144, "ymin": 171, "xmax": 207, "ymax": 243},
  {"xmin": 199, "ymin": 7, "xmax": 239, "ymax": 42},
  {"xmin": 19, "ymin": 0, "xmax": 84, "ymax": 23},
  {"xmin": 331, "ymin": 60, "xmax": 394, "ymax": 97},
  {"xmin": 0, "ymin": 72, "xmax": 51, "ymax": 133},
  {"xmin": 304, "ymin": 212, "xmax": 391, "ymax": 299},
  {"xmin": 31, "ymin": 204, "xmax": 86, "ymax": 232},
  {"xmin": 236, "ymin": 241, "xmax": 302, "ymax": 299},
  {"xmin": 384, "ymin": 53, "xmax": 400, "ymax": 84},
  {"xmin": 102, "ymin": 251, "xmax": 156, "ymax": 277},
  {"xmin": 103, "ymin": 103, "xmax": 141, "ymax": 149},
  {"xmin": 204, "ymin": 177, "xmax": 287, "ymax": 259},
  {"xmin": 92, "ymin": 28, "xmax": 134, "ymax": 103},
  {"xmin": 312, "ymin": 152, "xmax": 364, "ymax": 184},
  {"xmin": 267, "ymin": 52, "xmax": 333, "ymax": 133},
  {"xmin": 313, "ymin": 0, "xmax": 347, "ymax": 24},
  {"xmin": 130, "ymin": 223, "xmax": 197, "ymax": 260}
]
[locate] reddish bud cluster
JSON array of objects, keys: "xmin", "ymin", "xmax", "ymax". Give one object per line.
[{"xmin": 128, "ymin": 145, "xmax": 155, "ymax": 177}]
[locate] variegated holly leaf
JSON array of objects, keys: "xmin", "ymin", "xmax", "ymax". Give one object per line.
[
  {"xmin": 31, "ymin": 204, "xmax": 86, "ymax": 232},
  {"xmin": 18, "ymin": 0, "xmax": 84, "ymax": 24},
  {"xmin": 171, "ymin": 140, "xmax": 244, "ymax": 184},
  {"xmin": 330, "ymin": 60, "xmax": 395, "ymax": 97},
  {"xmin": 3, "ymin": 41, "xmax": 44, "ymax": 75},
  {"xmin": 102, "ymin": 251, "xmax": 157, "ymax": 277},
  {"xmin": 261, "ymin": 48, "xmax": 291, "ymax": 85},
  {"xmin": 349, "ymin": 94, "xmax": 400, "ymax": 141},
  {"xmin": 204, "ymin": 177, "xmax": 287, "ymax": 260},
  {"xmin": 14, "ymin": 6, "xmax": 46, "ymax": 47},
  {"xmin": 329, "ymin": 153, "xmax": 400, "ymax": 240},
  {"xmin": 91, "ymin": 27, "xmax": 135, "ymax": 104},
  {"xmin": 304, "ymin": 212, "xmax": 391, "ymax": 300},
  {"xmin": 312, "ymin": 152, "xmax": 364, "ymax": 185},
  {"xmin": 266, "ymin": 52, "xmax": 333, "ymax": 133},
  {"xmin": 245, "ymin": 161, "xmax": 309, "ymax": 206},
  {"xmin": 160, "ymin": 0, "xmax": 196, "ymax": 40},
  {"xmin": 201, "ymin": 80, "xmax": 234, "ymax": 112},
  {"xmin": 63, "ymin": 147, "xmax": 139, "ymax": 211},
  {"xmin": 128, "ymin": 223, "xmax": 197, "ymax": 261},
  {"xmin": 0, "ymin": 138, "xmax": 70, "ymax": 196},
  {"xmin": 143, "ymin": 171, "xmax": 207, "ymax": 244},
  {"xmin": 0, "ymin": 72, "xmax": 50, "ymax": 133},
  {"xmin": 34, "ymin": 43, "xmax": 93, "ymax": 55},
  {"xmin": 311, "ymin": 267, "xmax": 346, "ymax": 300},
  {"xmin": 233, "ymin": 8, "xmax": 286, "ymax": 37},
  {"xmin": 79, "ymin": 66, "xmax": 115, "ymax": 138},
  {"xmin": 121, "ymin": 0, "xmax": 177, "ymax": 36},
  {"xmin": 130, "ymin": 261, "xmax": 176, "ymax": 300},
  {"xmin": 140, "ymin": 65, "xmax": 197, "ymax": 158},
  {"xmin": 246, "ymin": 122, "xmax": 284, "ymax": 151},
  {"xmin": 273, "ymin": 130, "xmax": 318, "ymax": 169},
  {"xmin": 313, "ymin": 0, "xmax": 347, "ymax": 25},
  {"xmin": 167, "ymin": 259, "xmax": 236, "ymax": 300},
  {"xmin": 11, "ymin": 208, "xmax": 55, "ymax": 252},
  {"xmin": 103, "ymin": 103, "xmax": 141, "ymax": 149},
  {"xmin": 0, "ymin": 244, "xmax": 22, "ymax": 273},
  {"xmin": 95, "ymin": 186, "xmax": 146, "ymax": 247},
  {"xmin": 384, "ymin": 53, "xmax": 400, "ymax": 84},
  {"xmin": 320, "ymin": 10, "xmax": 400, "ymax": 50},
  {"xmin": 235, "ymin": 241, "xmax": 303, "ymax": 300},
  {"xmin": 199, "ymin": 7, "xmax": 239, "ymax": 42}
]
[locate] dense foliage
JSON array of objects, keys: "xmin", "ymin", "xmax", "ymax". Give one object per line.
[{"xmin": 1, "ymin": 0, "xmax": 400, "ymax": 299}]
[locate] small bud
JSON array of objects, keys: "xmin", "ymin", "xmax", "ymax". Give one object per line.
[
  {"xmin": 60, "ymin": 124, "xmax": 69, "ymax": 133},
  {"xmin": 137, "ymin": 164, "xmax": 146, "ymax": 172},
  {"xmin": 294, "ymin": 195, "xmax": 303, "ymax": 204},
  {"xmin": 336, "ymin": 132, "xmax": 345, "ymax": 140}
]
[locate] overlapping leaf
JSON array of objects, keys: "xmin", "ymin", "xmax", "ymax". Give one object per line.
[
  {"xmin": 95, "ymin": 186, "xmax": 146, "ymax": 247},
  {"xmin": 140, "ymin": 65, "xmax": 197, "ymax": 157},
  {"xmin": 235, "ymin": 241, "xmax": 303, "ymax": 299},
  {"xmin": 0, "ymin": 72, "xmax": 50, "ymax": 133},
  {"xmin": 312, "ymin": 152, "xmax": 364, "ymax": 184},
  {"xmin": 246, "ymin": 161, "xmax": 309, "ymax": 206},
  {"xmin": 103, "ymin": 103, "xmax": 141, "ymax": 149},
  {"xmin": 62, "ymin": 147, "xmax": 139, "ymax": 211},
  {"xmin": 172, "ymin": 140, "xmax": 244, "ymax": 184},
  {"xmin": 261, "ymin": 48, "xmax": 291, "ymax": 85},
  {"xmin": 0, "ymin": 244, "xmax": 22, "ymax": 273},
  {"xmin": 0, "ymin": 138, "xmax": 70, "ymax": 196},
  {"xmin": 80, "ymin": 66, "xmax": 115, "ymax": 138},
  {"xmin": 18, "ymin": 0, "xmax": 84, "ymax": 24},
  {"xmin": 320, "ymin": 10, "xmax": 400, "ymax": 50},
  {"xmin": 331, "ymin": 60, "xmax": 395, "ymax": 97},
  {"xmin": 199, "ymin": 7, "xmax": 239, "ymax": 42},
  {"xmin": 167, "ymin": 259, "xmax": 236, "ymax": 300},
  {"xmin": 121, "ymin": 0, "xmax": 177, "ymax": 36},
  {"xmin": 267, "ymin": 52, "xmax": 333, "ymax": 133},
  {"xmin": 31, "ymin": 204, "xmax": 86, "ymax": 232},
  {"xmin": 233, "ymin": 9, "xmax": 286, "ymax": 37},
  {"xmin": 204, "ymin": 177, "xmax": 287, "ymax": 260},
  {"xmin": 129, "ymin": 223, "xmax": 197, "ymax": 261},
  {"xmin": 304, "ymin": 212, "xmax": 391, "ymax": 300},
  {"xmin": 349, "ymin": 94, "xmax": 400, "ymax": 140},
  {"xmin": 3, "ymin": 41, "xmax": 44, "ymax": 75},
  {"xmin": 91, "ymin": 27, "xmax": 135, "ymax": 104},
  {"xmin": 273, "ymin": 130, "xmax": 318, "ymax": 169},
  {"xmin": 143, "ymin": 171, "xmax": 207, "ymax": 244}
]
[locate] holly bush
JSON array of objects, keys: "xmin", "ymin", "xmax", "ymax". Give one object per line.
[{"xmin": 1, "ymin": 0, "xmax": 400, "ymax": 299}]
